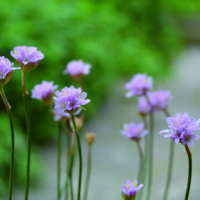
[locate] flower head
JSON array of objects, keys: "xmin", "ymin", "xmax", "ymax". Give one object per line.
[
  {"xmin": 0, "ymin": 56, "xmax": 19, "ymax": 86},
  {"xmin": 125, "ymin": 74, "xmax": 153, "ymax": 98},
  {"xmin": 121, "ymin": 122, "xmax": 148, "ymax": 141},
  {"xmin": 10, "ymin": 46, "xmax": 44, "ymax": 71},
  {"xmin": 54, "ymin": 86, "xmax": 90, "ymax": 113},
  {"xmin": 122, "ymin": 180, "xmax": 143, "ymax": 199},
  {"xmin": 52, "ymin": 110, "xmax": 70, "ymax": 121},
  {"xmin": 85, "ymin": 132, "xmax": 97, "ymax": 145},
  {"xmin": 137, "ymin": 97, "xmax": 151, "ymax": 116},
  {"xmin": 149, "ymin": 91, "xmax": 172, "ymax": 111},
  {"xmin": 63, "ymin": 60, "xmax": 91, "ymax": 81},
  {"xmin": 160, "ymin": 113, "xmax": 200, "ymax": 147},
  {"xmin": 31, "ymin": 81, "xmax": 58, "ymax": 106}
]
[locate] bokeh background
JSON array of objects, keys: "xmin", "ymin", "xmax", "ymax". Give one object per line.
[{"xmin": 0, "ymin": 0, "xmax": 200, "ymax": 199}]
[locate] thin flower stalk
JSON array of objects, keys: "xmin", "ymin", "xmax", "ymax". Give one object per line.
[
  {"xmin": 0, "ymin": 86, "xmax": 15, "ymax": 200},
  {"xmin": 23, "ymin": 91, "xmax": 31, "ymax": 200},
  {"xmin": 146, "ymin": 112, "xmax": 154, "ymax": 200},
  {"xmin": 57, "ymin": 122, "xmax": 61, "ymax": 200},
  {"xmin": 184, "ymin": 144, "xmax": 192, "ymax": 200},
  {"xmin": 163, "ymin": 109, "xmax": 175, "ymax": 200},
  {"xmin": 83, "ymin": 144, "xmax": 92, "ymax": 200},
  {"xmin": 70, "ymin": 114, "xmax": 82, "ymax": 200}
]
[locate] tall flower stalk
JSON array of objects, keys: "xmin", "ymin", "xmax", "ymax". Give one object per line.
[
  {"xmin": 11, "ymin": 46, "xmax": 44, "ymax": 200},
  {"xmin": 84, "ymin": 132, "xmax": 96, "ymax": 200},
  {"xmin": 0, "ymin": 86, "xmax": 15, "ymax": 200},
  {"xmin": 0, "ymin": 56, "xmax": 19, "ymax": 200},
  {"xmin": 160, "ymin": 113, "xmax": 200, "ymax": 200}
]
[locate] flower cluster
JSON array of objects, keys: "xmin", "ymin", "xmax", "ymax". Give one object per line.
[
  {"xmin": 160, "ymin": 113, "xmax": 200, "ymax": 147},
  {"xmin": 54, "ymin": 86, "xmax": 90, "ymax": 114},
  {"xmin": 122, "ymin": 180, "xmax": 143, "ymax": 200},
  {"xmin": 63, "ymin": 60, "xmax": 91, "ymax": 76},
  {"xmin": 0, "ymin": 56, "xmax": 19, "ymax": 86},
  {"xmin": 32, "ymin": 81, "xmax": 58, "ymax": 106},
  {"xmin": 11, "ymin": 46, "xmax": 44, "ymax": 71},
  {"xmin": 125, "ymin": 74, "xmax": 153, "ymax": 97},
  {"xmin": 121, "ymin": 122, "xmax": 148, "ymax": 141}
]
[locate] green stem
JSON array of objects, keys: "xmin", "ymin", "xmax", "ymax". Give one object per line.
[
  {"xmin": 70, "ymin": 114, "xmax": 82, "ymax": 200},
  {"xmin": 83, "ymin": 144, "xmax": 92, "ymax": 200},
  {"xmin": 23, "ymin": 94, "xmax": 31, "ymax": 200},
  {"xmin": 163, "ymin": 139, "xmax": 174, "ymax": 200},
  {"xmin": 8, "ymin": 110, "xmax": 15, "ymax": 200},
  {"xmin": 146, "ymin": 112, "xmax": 154, "ymax": 200},
  {"xmin": 0, "ymin": 86, "xmax": 15, "ymax": 200},
  {"xmin": 57, "ymin": 122, "xmax": 61, "ymax": 200},
  {"xmin": 136, "ymin": 141, "xmax": 143, "ymax": 183},
  {"xmin": 184, "ymin": 145, "xmax": 192, "ymax": 200}
]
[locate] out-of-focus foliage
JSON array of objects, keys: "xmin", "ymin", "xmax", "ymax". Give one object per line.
[{"xmin": 0, "ymin": 113, "xmax": 43, "ymax": 196}]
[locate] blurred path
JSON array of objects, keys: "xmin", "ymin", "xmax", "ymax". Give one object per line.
[{"xmin": 11, "ymin": 46, "xmax": 200, "ymax": 200}]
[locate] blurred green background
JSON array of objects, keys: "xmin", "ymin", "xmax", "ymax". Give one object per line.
[{"xmin": 0, "ymin": 0, "xmax": 200, "ymax": 195}]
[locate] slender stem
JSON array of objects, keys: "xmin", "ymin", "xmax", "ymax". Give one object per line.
[
  {"xmin": 57, "ymin": 122, "xmax": 61, "ymax": 200},
  {"xmin": 23, "ymin": 93, "xmax": 31, "ymax": 200},
  {"xmin": 7, "ymin": 110, "xmax": 15, "ymax": 200},
  {"xmin": 83, "ymin": 144, "xmax": 92, "ymax": 200},
  {"xmin": 163, "ymin": 139, "xmax": 175, "ymax": 200},
  {"xmin": 0, "ymin": 86, "xmax": 15, "ymax": 200},
  {"xmin": 184, "ymin": 144, "xmax": 192, "ymax": 200},
  {"xmin": 70, "ymin": 114, "xmax": 82, "ymax": 200},
  {"xmin": 62, "ymin": 119, "xmax": 71, "ymax": 200},
  {"xmin": 136, "ymin": 141, "xmax": 143, "ymax": 182},
  {"xmin": 163, "ymin": 109, "xmax": 174, "ymax": 200},
  {"xmin": 146, "ymin": 112, "xmax": 154, "ymax": 200},
  {"xmin": 70, "ymin": 174, "xmax": 74, "ymax": 200}
]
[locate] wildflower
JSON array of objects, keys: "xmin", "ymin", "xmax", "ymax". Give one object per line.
[
  {"xmin": 149, "ymin": 91, "xmax": 172, "ymax": 111},
  {"xmin": 0, "ymin": 56, "xmax": 19, "ymax": 86},
  {"xmin": 63, "ymin": 60, "xmax": 91, "ymax": 81},
  {"xmin": 54, "ymin": 86, "xmax": 90, "ymax": 114},
  {"xmin": 52, "ymin": 110, "xmax": 70, "ymax": 121},
  {"xmin": 69, "ymin": 114, "xmax": 84, "ymax": 130},
  {"xmin": 85, "ymin": 132, "xmax": 96, "ymax": 145},
  {"xmin": 121, "ymin": 122, "xmax": 148, "ymax": 141},
  {"xmin": 125, "ymin": 74, "xmax": 153, "ymax": 98},
  {"xmin": 31, "ymin": 81, "xmax": 58, "ymax": 106},
  {"xmin": 137, "ymin": 97, "xmax": 151, "ymax": 116},
  {"xmin": 160, "ymin": 113, "xmax": 200, "ymax": 147},
  {"xmin": 122, "ymin": 180, "xmax": 143, "ymax": 200},
  {"xmin": 10, "ymin": 46, "xmax": 44, "ymax": 71}
]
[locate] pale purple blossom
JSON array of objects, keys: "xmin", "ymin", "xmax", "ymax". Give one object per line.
[
  {"xmin": 0, "ymin": 56, "xmax": 19, "ymax": 86},
  {"xmin": 121, "ymin": 122, "xmax": 148, "ymax": 141},
  {"xmin": 31, "ymin": 81, "xmax": 58, "ymax": 106},
  {"xmin": 125, "ymin": 74, "xmax": 153, "ymax": 98},
  {"xmin": 10, "ymin": 46, "xmax": 44, "ymax": 70},
  {"xmin": 63, "ymin": 60, "xmax": 91, "ymax": 76},
  {"xmin": 137, "ymin": 97, "xmax": 151, "ymax": 115},
  {"xmin": 160, "ymin": 113, "xmax": 200, "ymax": 147},
  {"xmin": 54, "ymin": 86, "xmax": 90, "ymax": 113},
  {"xmin": 53, "ymin": 110, "xmax": 70, "ymax": 121},
  {"xmin": 122, "ymin": 180, "xmax": 143, "ymax": 199},
  {"xmin": 149, "ymin": 91, "xmax": 172, "ymax": 111}
]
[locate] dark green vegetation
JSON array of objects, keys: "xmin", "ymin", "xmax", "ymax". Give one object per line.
[{"xmin": 0, "ymin": 0, "xmax": 199, "ymax": 194}]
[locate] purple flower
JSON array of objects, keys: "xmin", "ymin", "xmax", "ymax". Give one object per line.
[
  {"xmin": 160, "ymin": 113, "xmax": 200, "ymax": 147},
  {"xmin": 137, "ymin": 97, "xmax": 151, "ymax": 116},
  {"xmin": 125, "ymin": 74, "xmax": 153, "ymax": 98},
  {"xmin": 53, "ymin": 110, "xmax": 70, "ymax": 121},
  {"xmin": 31, "ymin": 81, "xmax": 58, "ymax": 106},
  {"xmin": 0, "ymin": 56, "xmax": 19, "ymax": 86},
  {"xmin": 149, "ymin": 91, "xmax": 172, "ymax": 111},
  {"xmin": 121, "ymin": 122, "xmax": 148, "ymax": 141},
  {"xmin": 63, "ymin": 60, "xmax": 91, "ymax": 76},
  {"xmin": 10, "ymin": 46, "xmax": 44, "ymax": 71},
  {"xmin": 122, "ymin": 180, "xmax": 143, "ymax": 199},
  {"xmin": 54, "ymin": 86, "xmax": 90, "ymax": 113}
]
